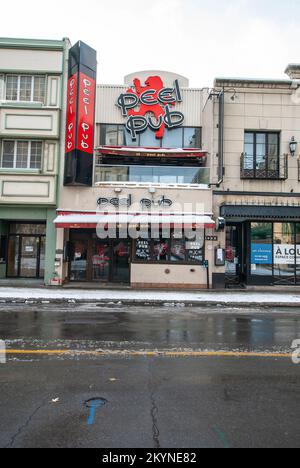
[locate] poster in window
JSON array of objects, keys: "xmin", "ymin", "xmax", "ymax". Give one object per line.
[
  {"xmin": 153, "ymin": 240, "xmax": 169, "ymax": 261},
  {"xmin": 135, "ymin": 239, "xmax": 151, "ymax": 261}
]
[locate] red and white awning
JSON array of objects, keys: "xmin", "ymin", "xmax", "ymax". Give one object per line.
[
  {"xmin": 54, "ymin": 212, "xmax": 215, "ymax": 229},
  {"xmin": 96, "ymin": 146, "xmax": 207, "ymax": 159}
]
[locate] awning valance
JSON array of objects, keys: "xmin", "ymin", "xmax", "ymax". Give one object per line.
[
  {"xmin": 54, "ymin": 212, "xmax": 215, "ymax": 229},
  {"xmin": 96, "ymin": 146, "xmax": 207, "ymax": 159},
  {"xmin": 220, "ymin": 205, "xmax": 300, "ymax": 220}
]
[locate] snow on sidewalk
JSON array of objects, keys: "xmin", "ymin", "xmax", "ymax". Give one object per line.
[{"xmin": 0, "ymin": 287, "xmax": 299, "ymax": 304}]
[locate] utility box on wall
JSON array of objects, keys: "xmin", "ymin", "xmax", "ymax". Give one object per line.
[{"xmin": 64, "ymin": 41, "xmax": 97, "ymax": 186}]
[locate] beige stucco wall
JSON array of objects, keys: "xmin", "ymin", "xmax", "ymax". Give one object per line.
[
  {"xmin": 212, "ymin": 84, "xmax": 300, "ymax": 192},
  {"xmin": 59, "ymin": 185, "xmax": 213, "ymax": 214},
  {"xmin": 0, "ymin": 48, "xmax": 63, "ymax": 73},
  {"xmin": 131, "ymin": 264, "xmax": 208, "ymax": 288}
]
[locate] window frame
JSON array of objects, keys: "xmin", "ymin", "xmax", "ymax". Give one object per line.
[
  {"xmin": 243, "ymin": 131, "xmax": 281, "ymax": 179},
  {"xmin": 100, "ymin": 124, "xmax": 202, "ymax": 149},
  {"xmin": 1, "ymin": 139, "xmax": 43, "ymax": 170},
  {"xmin": 132, "ymin": 233, "xmax": 205, "ymax": 265},
  {"xmin": 5, "ymin": 74, "xmax": 46, "ymax": 103}
]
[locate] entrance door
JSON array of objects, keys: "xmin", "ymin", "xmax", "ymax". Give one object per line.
[
  {"xmin": 92, "ymin": 239, "xmax": 130, "ymax": 283},
  {"xmin": 20, "ymin": 237, "xmax": 40, "ymax": 278},
  {"xmin": 7, "ymin": 235, "xmax": 45, "ymax": 278},
  {"xmin": 112, "ymin": 240, "xmax": 130, "ymax": 283},
  {"xmin": 225, "ymin": 224, "xmax": 244, "ymax": 286},
  {"xmin": 69, "ymin": 231, "xmax": 131, "ymax": 284}
]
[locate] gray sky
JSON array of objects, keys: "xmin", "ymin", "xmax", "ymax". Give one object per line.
[{"xmin": 2, "ymin": 0, "xmax": 300, "ymax": 86}]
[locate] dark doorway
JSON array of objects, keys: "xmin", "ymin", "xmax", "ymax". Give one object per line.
[
  {"xmin": 69, "ymin": 231, "xmax": 131, "ymax": 284},
  {"xmin": 6, "ymin": 223, "xmax": 46, "ymax": 279},
  {"xmin": 225, "ymin": 224, "xmax": 245, "ymax": 287}
]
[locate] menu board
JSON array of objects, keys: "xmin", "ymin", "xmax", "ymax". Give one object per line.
[
  {"xmin": 186, "ymin": 242, "xmax": 204, "ymax": 263},
  {"xmin": 135, "ymin": 239, "xmax": 151, "ymax": 261}
]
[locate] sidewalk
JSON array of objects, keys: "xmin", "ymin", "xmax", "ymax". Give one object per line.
[{"xmin": 0, "ymin": 287, "xmax": 300, "ymax": 307}]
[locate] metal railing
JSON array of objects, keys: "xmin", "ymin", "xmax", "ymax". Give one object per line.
[
  {"xmin": 94, "ymin": 164, "xmax": 210, "ymax": 185},
  {"xmin": 240, "ymin": 153, "xmax": 288, "ymax": 180}
]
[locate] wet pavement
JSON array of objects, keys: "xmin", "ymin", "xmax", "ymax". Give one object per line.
[{"xmin": 0, "ymin": 304, "xmax": 300, "ymax": 448}]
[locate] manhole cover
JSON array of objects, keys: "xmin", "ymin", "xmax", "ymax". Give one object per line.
[{"xmin": 85, "ymin": 398, "xmax": 107, "ymax": 409}]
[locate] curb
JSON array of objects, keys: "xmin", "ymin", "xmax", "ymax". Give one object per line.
[{"xmin": 0, "ymin": 298, "xmax": 300, "ymax": 308}]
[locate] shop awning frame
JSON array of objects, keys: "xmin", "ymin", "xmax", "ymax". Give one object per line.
[
  {"xmin": 54, "ymin": 212, "xmax": 215, "ymax": 229},
  {"xmin": 96, "ymin": 146, "xmax": 208, "ymax": 159}
]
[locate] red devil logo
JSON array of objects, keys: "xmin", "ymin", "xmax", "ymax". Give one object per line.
[
  {"xmin": 117, "ymin": 76, "xmax": 184, "ymax": 141},
  {"xmin": 126, "ymin": 77, "xmax": 175, "ymax": 139}
]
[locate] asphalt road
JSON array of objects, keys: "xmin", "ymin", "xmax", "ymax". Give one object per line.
[{"xmin": 0, "ymin": 304, "xmax": 300, "ymax": 448}]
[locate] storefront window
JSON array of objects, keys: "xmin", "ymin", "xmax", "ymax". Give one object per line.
[
  {"xmin": 250, "ymin": 223, "xmax": 273, "ymax": 276},
  {"xmin": 153, "ymin": 239, "xmax": 169, "ymax": 261},
  {"xmin": 296, "ymin": 224, "xmax": 300, "ymax": 280},
  {"xmin": 273, "ymin": 223, "xmax": 296, "ymax": 279},
  {"xmin": 171, "ymin": 239, "xmax": 186, "ymax": 262},
  {"xmin": 134, "ymin": 234, "xmax": 205, "ymax": 264},
  {"xmin": 70, "ymin": 240, "xmax": 88, "ymax": 281}
]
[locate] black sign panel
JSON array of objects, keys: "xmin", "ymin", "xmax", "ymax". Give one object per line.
[{"xmin": 64, "ymin": 41, "xmax": 97, "ymax": 187}]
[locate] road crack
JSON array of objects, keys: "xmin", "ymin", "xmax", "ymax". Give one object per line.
[
  {"xmin": 148, "ymin": 360, "xmax": 161, "ymax": 449},
  {"xmin": 6, "ymin": 403, "xmax": 44, "ymax": 448}
]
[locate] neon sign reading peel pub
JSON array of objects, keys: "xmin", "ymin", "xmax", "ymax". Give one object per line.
[{"xmin": 117, "ymin": 76, "xmax": 184, "ymax": 140}]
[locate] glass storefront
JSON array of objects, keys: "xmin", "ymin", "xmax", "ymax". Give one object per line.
[
  {"xmin": 69, "ymin": 231, "xmax": 131, "ymax": 284},
  {"xmin": 7, "ymin": 223, "xmax": 46, "ymax": 279},
  {"xmin": 250, "ymin": 222, "xmax": 300, "ymax": 285}
]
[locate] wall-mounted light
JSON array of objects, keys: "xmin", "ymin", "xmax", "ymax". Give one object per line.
[
  {"xmin": 114, "ymin": 187, "xmax": 122, "ymax": 194},
  {"xmin": 289, "ymin": 136, "xmax": 298, "ymax": 157}
]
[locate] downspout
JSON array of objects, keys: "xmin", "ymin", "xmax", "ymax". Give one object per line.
[{"xmin": 209, "ymin": 87, "xmax": 224, "ymax": 188}]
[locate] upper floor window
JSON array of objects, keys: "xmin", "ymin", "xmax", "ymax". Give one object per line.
[
  {"xmin": 5, "ymin": 75, "xmax": 46, "ymax": 103},
  {"xmin": 1, "ymin": 140, "xmax": 43, "ymax": 170},
  {"xmin": 241, "ymin": 131, "xmax": 287, "ymax": 180},
  {"xmin": 100, "ymin": 124, "xmax": 201, "ymax": 149}
]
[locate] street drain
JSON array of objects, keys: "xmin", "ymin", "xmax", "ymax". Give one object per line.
[
  {"xmin": 85, "ymin": 397, "xmax": 107, "ymax": 408},
  {"xmin": 85, "ymin": 398, "xmax": 107, "ymax": 425}
]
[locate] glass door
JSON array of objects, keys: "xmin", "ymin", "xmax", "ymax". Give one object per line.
[
  {"xmin": 92, "ymin": 240, "xmax": 111, "ymax": 282},
  {"xmin": 20, "ymin": 237, "xmax": 39, "ymax": 278},
  {"xmin": 112, "ymin": 240, "xmax": 130, "ymax": 283},
  {"xmin": 225, "ymin": 225, "xmax": 243, "ymax": 286},
  {"xmin": 70, "ymin": 239, "xmax": 88, "ymax": 281},
  {"xmin": 7, "ymin": 235, "xmax": 45, "ymax": 279}
]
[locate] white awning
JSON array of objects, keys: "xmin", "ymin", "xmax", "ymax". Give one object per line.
[{"xmin": 54, "ymin": 213, "xmax": 215, "ymax": 229}]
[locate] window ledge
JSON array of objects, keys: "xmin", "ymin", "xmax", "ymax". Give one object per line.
[
  {"xmin": 0, "ymin": 101, "xmax": 44, "ymax": 108},
  {"xmin": 94, "ymin": 182, "xmax": 210, "ymax": 190},
  {"xmin": 0, "ymin": 168, "xmax": 41, "ymax": 175}
]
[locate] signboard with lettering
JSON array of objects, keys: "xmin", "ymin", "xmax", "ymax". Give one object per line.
[
  {"xmin": 274, "ymin": 244, "xmax": 300, "ymax": 265},
  {"xmin": 64, "ymin": 41, "xmax": 97, "ymax": 186},
  {"xmin": 251, "ymin": 244, "xmax": 273, "ymax": 265},
  {"xmin": 117, "ymin": 76, "xmax": 184, "ymax": 141}
]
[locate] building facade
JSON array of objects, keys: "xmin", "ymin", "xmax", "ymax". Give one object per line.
[
  {"xmin": 0, "ymin": 38, "xmax": 70, "ymax": 285},
  {"xmin": 1, "ymin": 37, "xmax": 300, "ymax": 290},
  {"xmin": 54, "ymin": 52, "xmax": 219, "ymax": 289},
  {"xmin": 211, "ymin": 65, "xmax": 300, "ymax": 288}
]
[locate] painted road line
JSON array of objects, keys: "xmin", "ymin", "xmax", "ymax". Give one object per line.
[{"xmin": 4, "ymin": 349, "xmax": 292, "ymax": 358}]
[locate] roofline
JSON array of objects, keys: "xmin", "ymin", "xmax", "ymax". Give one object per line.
[
  {"xmin": 214, "ymin": 77, "xmax": 293, "ymax": 89},
  {"xmin": 0, "ymin": 37, "xmax": 70, "ymax": 51}
]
